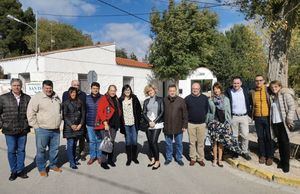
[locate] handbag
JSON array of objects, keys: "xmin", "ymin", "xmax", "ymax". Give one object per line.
[
  {"xmin": 139, "ymin": 116, "xmax": 149, "ymax": 132},
  {"xmin": 100, "ymin": 131, "xmax": 113, "ymax": 153}
]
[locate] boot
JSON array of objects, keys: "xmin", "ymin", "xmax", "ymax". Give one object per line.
[
  {"xmin": 126, "ymin": 145, "xmax": 132, "ymax": 166},
  {"xmin": 132, "ymin": 145, "xmax": 139, "ymax": 164},
  {"xmin": 107, "ymin": 151, "xmax": 116, "ymax": 167}
]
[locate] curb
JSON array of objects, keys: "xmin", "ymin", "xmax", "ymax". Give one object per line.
[{"xmin": 225, "ymin": 158, "xmax": 300, "ymax": 187}]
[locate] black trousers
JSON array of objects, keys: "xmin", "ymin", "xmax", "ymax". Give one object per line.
[
  {"xmin": 146, "ymin": 129, "xmax": 161, "ymax": 161},
  {"xmin": 272, "ymin": 122, "xmax": 290, "ymax": 168}
]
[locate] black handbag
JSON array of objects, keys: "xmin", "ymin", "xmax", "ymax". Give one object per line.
[{"xmin": 139, "ymin": 117, "xmax": 149, "ymax": 132}]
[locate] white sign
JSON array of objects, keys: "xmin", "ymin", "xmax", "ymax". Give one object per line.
[
  {"xmin": 0, "ymin": 79, "xmax": 11, "ymax": 95},
  {"xmin": 25, "ymin": 82, "xmax": 42, "ymax": 96}
]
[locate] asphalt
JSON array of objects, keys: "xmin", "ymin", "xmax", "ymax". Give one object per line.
[{"xmin": 0, "ymin": 132, "xmax": 299, "ymax": 194}]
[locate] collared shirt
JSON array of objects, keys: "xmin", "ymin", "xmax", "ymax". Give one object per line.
[
  {"xmin": 231, "ymin": 88, "xmax": 247, "ymax": 115},
  {"xmin": 271, "ymin": 98, "xmax": 282, "ymax": 123},
  {"xmin": 12, "ymin": 92, "xmax": 21, "ymax": 106}
]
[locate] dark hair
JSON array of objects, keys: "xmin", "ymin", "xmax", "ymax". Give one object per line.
[
  {"xmin": 255, "ymin": 74, "xmax": 264, "ymax": 79},
  {"xmin": 121, "ymin": 84, "xmax": 133, "ymax": 99},
  {"xmin": 91, "ymin": 82, "xmax": 100, "ymax": 88},
  {"xmin": 168, "ymin": 84, "xmax": 177, "ymax": 89},
  {"xmin": 68, "ymin": 87, "xmax": 78, "ymax": 99},
  {"xmin": 42, "ymin": 80, "xmax": 53, "ymax": 87},
  {"xmin": 212, "ymin": 82, "xmax": 223, "ymax": 93},
  {"xmin": 232, "ymin": 76, "xmax": 242, "ymax": 82}
]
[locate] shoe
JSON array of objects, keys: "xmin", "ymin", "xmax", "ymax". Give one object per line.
[
  {"xmin": 108, "ymin": 160, "xmax": 116, "ymax": 167},
  {"xmin": 242, "ymin": 153, "xmax": 252, "ymax": 161},
  {"xmin": 75, "ymin": 161, "xmax": 81, "ymax": 165},
  {"xmin": 39, "ymin": 171, "xmax": 48, "ymax": 177},
  {"xmin": 217, "ymin": 161, "xmax": 224, "ymax": 168},
  {"xmin": 197, "ymin": 160, "xmax": 205, "ymax": 167},
  {"xmin": 266, "ymin": 158, "xmax": 273, "ymax": 166},
  {"xmin": 126, "ymin": 145, "xmax": 132, "ymax": 166},
  {"xmin": 50, "ymin": 167, "xmax": 62, "ymax": 172},
  {"xmin": 87, "ymin": 158, "xmax": 96, "ymax": 165},
  {"xmin": 9, "ymin": 173, "xmax": 18, "ymax": 181},
  {"xmin": 97, "ymin": 158, "xmax": 102, "ymax": 165},
  {"xmin": 232, "ymin": 153, "xmax": 239, "ymax": 159},
  {"xmin": 277, "ymin": 162, "xmax": 283, "ymax": 169},
  {"xmin": 70, "ymin": 165, "xmax": 78, "ymax": 169},
  {"xmin": 189, "ymin": 160, "xmax": 196, "ymax": 166},
  {"xmin": 17, "ymin": 171, "xmax": 29, "ymax": 179},
  {"xmin": 132, "ymin": 145, "xmax": 139, "ymax": 164},
  {"xmin": 259, "ymin": 156, "xmax": 266, "ymax": 164},
  {"xmin": 147, "ymin": 161, "xmax": 155, "ymax": 167},
  {"xmin": 80, "ymin": 155, "xmax": 86, "ymax": 161},
  {"xmin": 101, "ymin": 163, "xmax": 110, "ymax": 170},
  {"xmin": 152, "ymin": 163, "xmax": 160, "ymax": 170},
  {"xmin": 282, "ymin": 166, "xmax": 290, "ymax": 173},
  {"xmin": 177, "ymin": 160, "xmax": 184, "ymax": 166},
  {"xmin": 164, "ymin": 160, "xmax": 172, "ymax": 165}
]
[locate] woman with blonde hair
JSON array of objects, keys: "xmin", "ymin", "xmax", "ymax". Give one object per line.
[{"xmin": 142, "ymin": 84, "xmax": 164, "ymax": 170}]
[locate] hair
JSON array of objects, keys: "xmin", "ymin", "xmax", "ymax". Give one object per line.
[
  {"xmin": 90, "ymin": 82, "xmax": 100, "ymax": 88},
  {"xmin": 269, "ymin": 80, "xmax": 282, "ymax": 88},
  {"xmin": 144, "ymin": 84, "xmax": 157, "ymax": 96},
  {"xmin": 107, "ymin": 85, "xmax": 117, "ymax": 93},
  {"xmin": 255, "ymin": 74, "xmax": 264, "ymax": 79},
  {"xmin": 42, "ymin": 80, "xmax": 53, "ymax": 87},
  {"xmin": 121, "ymin": 84, "xmax": 133, "ymax": 99},
  {"xmin": 168, "ymin": 84, "xmax": 177, "ymax": 89},
  {"xmin": 212, "ymin": 82, "xmax": 223, "ymax": 94},
  {"xmin": 68, "ymin": 87, "xmax": 79, "ymax": 99},
  {"xmin": 10, "ymin": 78, "xmax": 22, "ymax": 87},
  {"xmin": 232, "ymin": 76, "xmax": 242, "ymax": 82}
]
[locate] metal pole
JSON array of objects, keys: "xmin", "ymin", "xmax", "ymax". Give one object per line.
[{"xmin": 35, "ymin": 11, "xmax": 39, "ymax": 71}]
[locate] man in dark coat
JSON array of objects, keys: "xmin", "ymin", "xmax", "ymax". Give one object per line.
[
  {"xmin": 163, "ymin": 84, "xmax": 188, "ymax": 166},
  {"xmin": 0, "ymin": 78, "xmax": 31, "ymax": 181},
  {"xmin": 62, "ymin": 80, "xmax": 87, "ymax": 161}
]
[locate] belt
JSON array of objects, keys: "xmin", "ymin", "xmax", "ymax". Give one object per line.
[{"xmin": 233, "ymin": 113, "xmax": 247, "ymax": 116}]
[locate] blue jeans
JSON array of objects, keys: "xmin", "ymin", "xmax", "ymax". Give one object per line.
[
  {"xmin": 5, "ymin": 134, "xmax": 27, "ymax": 173},
  {"xmin": 125, "ymin": 125, "xmax": 137, "ymax": 145},
  {"xmin": 87, "ymin": 126, "xmax": 102, "ymax": 159},
  {"xmin": 67, "ymin": 138, "xmax": 78, "ymax": 167},
  {"xmin": 165, "ymin": 132, "xmax": 183, "ymax": 161},
  {"xmin": 35, "ymin": 128, "xmax": 60, "ymax": 172},
  {"xmin": 255, "ymin": 117, "xmax": 273, "ymax": 158}
]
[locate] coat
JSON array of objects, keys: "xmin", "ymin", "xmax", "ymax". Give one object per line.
[
  {"xmin": 94, "ymin": 94, "xmax": 122, "ymax": 130},
  {"xmin": 0, "ymin": 91, "xmax": 31, "ymax": 135},
  {"xmin": 62, "ymin": 99, "xmax": 85, "ymax": 138},
  {"xmin": 250, "ymin": 86, "xmax": 271, "ymax": 119},
  {"xmin": 207, "ymin": 95, "xmax": 232, "ymax": 123},
  {"xmin": 163, "ymin": 96, "xmax": 188, "ymax": 135},
  {"xmin": 85, "ymin": 93, "xmax": 102, "ymax": 127},
  {"xmin": 119, "ymin": 94, "xmax": 142, "ymax": 134},
  {"xmin": 27, "ymin": 92, "xmax": 62, "ymax": 130},
  {"xmin": 269, "ymin": 88, "xmax": 296, "ymax": 139},
  {"xmin": 142, "ymin": 96, "xmax": 164, "ymax": 124}
]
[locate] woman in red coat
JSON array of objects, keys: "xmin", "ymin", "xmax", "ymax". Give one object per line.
[{"xmin": 95, "ymin": 85, "xmax": 122, "ymax": 169}]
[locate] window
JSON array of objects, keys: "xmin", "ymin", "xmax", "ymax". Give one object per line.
[
  {"xmin": 123, "ymin": 76, "xmax": 134, "ymax": 90},
  {"xmin": 78, "ymin": 74, "xmax": 89, "ymax": 93}
]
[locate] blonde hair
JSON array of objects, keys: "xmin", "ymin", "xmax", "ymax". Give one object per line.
[
  {"xmin": 269, "ymin": 80, "xmax": 282, "ymax": 88},
  {"xmin": 107, "ymin": 84, "xmax": 117, "ymax": 93},
  {"xmin": 144, "ymin": 84, "xmax": 157, "ymax": 96}
]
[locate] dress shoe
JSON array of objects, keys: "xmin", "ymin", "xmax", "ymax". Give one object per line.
[
  {"xmin": 50, "ymin": 167, "xmax": 62, "ymax": 172},
  {"xmin": 217, "ymin": 161, "xmax": 224, "ymax": 168},
  {"xmin": 17, "ymin": 171, "xmax": 29, "ymax": 179},
  {"xmin": 177, "ymin": 160, "xmax": 184, "ymax": 166},
  {"xmin": 152, "ymin": 163, "xmax": 160, "ymax": 170},
  {"xmin": 198, "ymin": 160, "xmax": 205, "ymax": 167},
  {"xmin": 101, "ymin": 163, "xmax": 110, "ymax": 170},
  {"xmin": 266, "ymin": 158, "xmax": 273, "ymax": 166},
  {"xmin": 164, "ymin": 160, "xmax": 171, "ymax": 165},
  {"xmin": 70, "ymin": 165, "xmax": 78, "ymax": 170},
  {"xmin": 147, "ymin": 162, "xmax": 155, "ymax": 167},
  {"xmin": 189, "ymin": 160, "xmax": 196, "ymax": 166},
  {"xmin": 108, "ymin": 160, "xmax": 116, "ymax": 167},
  {"xmin": 39, "ymin": 171, "xmax": 48, "ymax": 177},
  {"xmin": 259, "ymin": 156, "xmax": 266, "ymax": 164},
  {"xmin": 87, "ymin": 158, "xmax": 96, "ymax": 165},
  {"xmin": 9, "ymin": 173, "xmax": 18, "ymax": 181}
]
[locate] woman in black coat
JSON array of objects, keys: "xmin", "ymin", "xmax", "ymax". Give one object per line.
[
  {"xmin": 119, "ymin": 85, "xmax": 142, "ymax": 166},
  {"xmin": 63, "ymin": 87, "xmax": 85, "ymax": 169}
]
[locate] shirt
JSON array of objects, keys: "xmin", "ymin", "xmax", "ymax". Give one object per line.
[
  {"xmin": 231, "ymin": 88, "xmax": 247, "ymax": 115},
  {"xmin": 122, "ymin": 98, "xmax": 135, "ymax": 126},
  {"xmin": 271, "ymin": 99, "xmax": 282, "ymax": 123},
  {"xmin": 12, "ymin": 92, "xmax": 21, "ymax": 106}
]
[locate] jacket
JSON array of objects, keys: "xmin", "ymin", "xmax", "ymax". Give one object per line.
[
  {"xmin": 250, "ymin": 86, "xmax": 271, "ymax": 118},
  {"xmin": 207, "ymin": 95, "xmax": 232, "ymax": 123},
  {"xmin": 85, "ymin": 93, "xmax": 102, "ymax": 127},
  {"xmin": 62, "ymin": 90, "xmax": 86, "ymax": 104},
  {"xmin": 163, "ymin": 96, "xmax": 188, "ymax": 135},
  {"xmin": 142, "ymin": 96, "xmax": 164, "ymax": 124},
  {"xmin": 119, "ymin": 94, "xmax": 142, "ymax": 134},
  {"xmin": 27, "ymin": 92, "xmax": 62, "ymax": 129},
  {"xmin": 225, "ymin": 86, "xmax": 251, "ymax": 117},
  {"xmin": 269, "ymin": 88, "xmax": 296, "ymax": 139},
  {"xmin": 94, "ymin": 94, "xmax": 122, "ymax": 130},
  {"xmin": 0, "ymin": 91, "xmax": 31, "ymax": 135},
  {"xmin": 62, "ymin": 99, "xmax": 85, "ymax": 138}
]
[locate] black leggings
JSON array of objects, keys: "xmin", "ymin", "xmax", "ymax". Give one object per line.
[
  {"xmin": 146, "ymin": 129, "xmax": 161, "ymax": 161},
  {"xmin": 273, "ymin": 122, "xmax": 290, "ymax": 168}
]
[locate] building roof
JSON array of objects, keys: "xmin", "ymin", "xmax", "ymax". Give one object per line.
[{"xmin": 116, "ymin": 57, "xmax": 152, "ymax": 69}]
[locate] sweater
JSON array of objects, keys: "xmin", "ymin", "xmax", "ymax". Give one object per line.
[{"xmin": 185, "ymin": 94, "xmax": 209, "ymax": 124}]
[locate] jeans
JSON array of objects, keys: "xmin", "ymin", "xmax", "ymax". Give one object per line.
[
  {"xmin": 67, "ymin": 138, "xmax": 78, "ymax": 167},
  {"xmin": 5, "ymin": 134, "xmax": 27, "ymax": 173},
  {"xmin": 146, "ymin": 129, "xmax": 161, "ymax": 161},
  {"xmin": 254, "ymin": 117, "xmax": 273, "ymax": 158},
  {"xmin": 87, "ymin": 125, "xmax": 102, "ymax": 159},
  {"xmin": 125, "ymin": 125, "xmax": 137, "ymax": 145},
  {"xmin": 35, "ymin": 128, "xmax": 60, "ymax": 172},
  {"xmin": 165, "ymin": 132, "xmax": 183, "ymax": 161}
]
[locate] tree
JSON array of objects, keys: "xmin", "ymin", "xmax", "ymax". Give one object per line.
[
  {"xmin": 129, "ymin": 52, "xmax": 138, "ymax": 60},
  {"xmin": 0, "ymin": 65, "xmax": 4, "ymax": 79},
  {"xmin": 149, "ymin": 0, "xmax": 218, "ymax": 84},
  {"xmin": 226, "ymin": 0, "xmax": 300, "ymax": 87},
  {"xmin": 288, "ymin": 27, "xmax": 300, "ymax": 95},
  {"xmin": 116, "ymin": 48, "xmax": 128, "ymax": 58},
  {"xmin": 24, "ymin": 18, "xmax": 93, "ymax": 53},
  {"xmin": 0, "ymin": 0, "xmax": 35, "ymax": 58}
]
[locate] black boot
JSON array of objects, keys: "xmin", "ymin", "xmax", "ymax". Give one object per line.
[
  {"xmin": 132, "ymin": 145, "xmax": 139, "ymax": 164},
  {"xmin": 108, "ymin": 151, "xmax": 116, "ymax": 167},
  {"xmin": 126, "ymin": 145, "xmax": 132, "ymax": 166}
]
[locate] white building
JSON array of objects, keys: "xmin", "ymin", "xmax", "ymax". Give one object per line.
[{"xmin": 0, "ymin": 43, "xmax": 162, "ymax": 100}]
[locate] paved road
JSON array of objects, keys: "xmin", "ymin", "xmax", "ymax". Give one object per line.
[{"xmin": 0, "ymin": 132, "xmax": 299, "ymax": 194}]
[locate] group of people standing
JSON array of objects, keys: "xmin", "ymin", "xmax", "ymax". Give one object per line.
[{"xmin": 0, "ymin": 74, "xmax": 296, "ymax": 181}]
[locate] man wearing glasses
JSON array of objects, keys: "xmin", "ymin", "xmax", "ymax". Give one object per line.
[{"xmin": 251, "ymin": 75, "xmax": 273, "ymax": 166}]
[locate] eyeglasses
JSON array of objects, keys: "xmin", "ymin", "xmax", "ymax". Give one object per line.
[{"xmin": 255, "ymin": 80, "xmax": 264, "ymax": 82}]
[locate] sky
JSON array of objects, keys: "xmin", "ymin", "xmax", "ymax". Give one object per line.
[{"xmin": 19, "ymin": 0, "xmax": 246, "ymax": 60}]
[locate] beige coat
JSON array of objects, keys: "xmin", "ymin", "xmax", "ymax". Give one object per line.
[
  {"xmin": 27, "ymin": 92, "xmax": 62, "ymax": 129},
  {"xmin": 270, "ymin": 88, "xmax": 296, "ymax": 139}
]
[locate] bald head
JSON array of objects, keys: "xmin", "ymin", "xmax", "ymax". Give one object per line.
[
  {"xmin": 71, "ymin": 80, "xmax": 80, "ymax": 89},
  {"xmin": 191, "ymin": 82, "xmax": 201, "ymax": 96}
]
